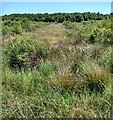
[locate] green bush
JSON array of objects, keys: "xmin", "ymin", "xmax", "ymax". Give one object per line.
[
  {"xmin": 21, "ymin": 18, "xmax": 34, "ymax": 32},
  {"xmin": 4, "ymin": 20, "xmax": 13, "ymax": 26},
  {"xmin": 3, "ymin": 21, "xmax": 23, "ymax": 35},
  {"xmin": 3, "ymin": 19, "xmax": 37, "ymax": 35},
  {"xmin": 98, "ymin": 47, "xmax": 112, "ymax": 67},
  {"xmin": 88, "ymin": 34, "xmax": 96, "ymax": 44},
  {"xmin": 76, "ymin": 14, "xmax": 84, "ymax": 22},
  {"xmin": 5, "ymin": 38, "xmax": 35, "ymax": 69},
  {"xmin": 12, "ymin": 22, "xmax": 22, "ymax": 34},
  {"xmin": 73, "ymin": 19, "xmax": 113, "ymax": 45},
  {"xmin": 2, "ymin": 26, "xmax": 12, "ymax": 36},
  {"xmin": 63, "ymin": 21, "xmax": 75, "ymax": 29},
  {"xmin": 4, "ymin": 38, "xmax": 51, "ymax": 70}
]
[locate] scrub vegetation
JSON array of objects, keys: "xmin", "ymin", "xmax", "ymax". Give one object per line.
[{"xmin": 2, "ymin": 13, "xmax": 113, "ymax": 118}]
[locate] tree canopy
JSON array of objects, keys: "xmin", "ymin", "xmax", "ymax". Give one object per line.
[{"xmin": 2, "ymin": 12, "xmax": 109, "ymax": 23}]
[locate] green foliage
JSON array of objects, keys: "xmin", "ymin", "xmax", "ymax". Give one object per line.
[
  {"xmin": 2, "ymin": 26, "xmax": 12, "ymax": 36},
  {"xmin": 76, "ymin": 14, "xmax": 84, "ymax": 22},
  {"xmin": 21, "ymin": 18, "xmax": 34, "ymax": 32},
  {"xmin": 63, "ymin": 21, "xmax": 75, "ymax": 29},
  {"xmin": 4, "ymin": 38, "xmax": 48, "ymax": 69},
  {"xmin": 97, "ymin": 47, "xmax": 113, "ymax": 74},
  {"xmin": 2, "ymin": 19, "xmax": 37, "ymax": 36},
  {"xmin": 4, "ymin": 37, "xmax": 54, "ymax": 70},
  {"xmin": 5, "ymin": 38, "xmax": 35, "ymax": 69},
  {"xmin": 3, "ymin": 21, "xmax": 23, "ymax": 36},
  {"xmin": 12, "ymin": 22, "xmax": 22, "ymax": 34},
  {"xmin": 69, "ymin": 19, "xmax": 113, "ymax": 45},
  {"xmin": 2, "ymin": 12, "xmax": 107, "ymax": 23},
  {"xmin": 39, "ymin": 63, "xmax": 55, "ymax": 77}
]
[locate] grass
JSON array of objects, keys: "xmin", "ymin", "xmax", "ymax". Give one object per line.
[
  {"xmin": 80, "ymin": 61, "xmax": 112, "ymax": 93},
  {"xmin": 2, "ymin": 19, "xmax": 113, "ymax": 118}
]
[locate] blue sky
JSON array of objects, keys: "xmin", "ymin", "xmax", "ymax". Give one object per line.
[{"xmin": 2, "ymin": 2, "xmax": 111, "ymax": 15}]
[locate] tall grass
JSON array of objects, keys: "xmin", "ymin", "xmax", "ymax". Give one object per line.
[{"xmin": 80, "ymin": 61, "xmax": 112, "ymax": 93}]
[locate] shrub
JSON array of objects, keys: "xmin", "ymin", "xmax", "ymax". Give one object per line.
[
  {"xmin": 2, "ymin": 26, "xmax": 11, "ymax": 36},
  {"xmin": 3, "ymin": 21, "xmax": 23, "ymax": 36},
  {"xmin": 5, "ymin": 38, "xmax": 41, "ymax": 69},
  {"xmin": 75, "ymin": 19, "xmax": 112, "ymax": 45},
  {"xmin": 88, "ymin": 34, "xmax": 96, "ymax": 44},
  {"xmin": 21, "ymin": 18, "xmax": 34, "ymax": 32},
  {"xmin": 3, "ymin": 20, "xmax": 13, "ymax": 26},
  {"xmin": 76, "ymin": 14, "xmax": 84, "ymax": 22},
  {"xmin": 97, "ymin": 47, "xmax": 112, "ymax": 69},
  {"xmin": 63, "ymin": 21, "xmax": 74, "ymax": 29},
  {"xmin": 12, "ymin": 22, "xmax": 22, "ymax": 34},
  {"xmin": 4, "ymin": 37, "xmax": 53, "ymax": 70}
]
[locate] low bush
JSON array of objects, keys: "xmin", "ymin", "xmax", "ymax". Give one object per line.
[
  {"xmin": 2, "ymin": 26, "xmax": 12, "ymax": 36},
  {"xmin": 63, "ymin": 21, "xmax": 75, "ymax": 29},
  {"xmin": 4, "ymin": 38, "xmax": 50, "ymax": 70},
  {"xmin": 97, "ymin": 47, "xmax": 112, "ymax": 69},
  {"xmin": 12, "ymin": 22, "xmax": 22, "ymax": 34}
]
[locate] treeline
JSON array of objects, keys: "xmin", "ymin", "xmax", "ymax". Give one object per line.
[{"xmin": 2, "ymin": 12, "xmax": 109, "ymax": 23}]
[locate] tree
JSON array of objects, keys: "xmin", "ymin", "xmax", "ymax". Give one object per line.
[{"xmin": 76, "ymin": 14, "xmax": 84, "ymax": 22}]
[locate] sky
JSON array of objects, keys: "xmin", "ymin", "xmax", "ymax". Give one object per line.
[{"xmin": 1, "ymin": 2, "xmax": 112, "ymax": 15}]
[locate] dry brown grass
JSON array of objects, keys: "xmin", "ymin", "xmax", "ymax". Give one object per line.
[
  {"xmin": 80, "ymin": 61, "xmax": 112, "ymax": 89},
  {"xmin": 49, "ymin": 68, "xmax": 76, "ymax": 91},
  {"xmin": 22, "ymin": 24, "xmax": 67, "ymax": 44}
]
